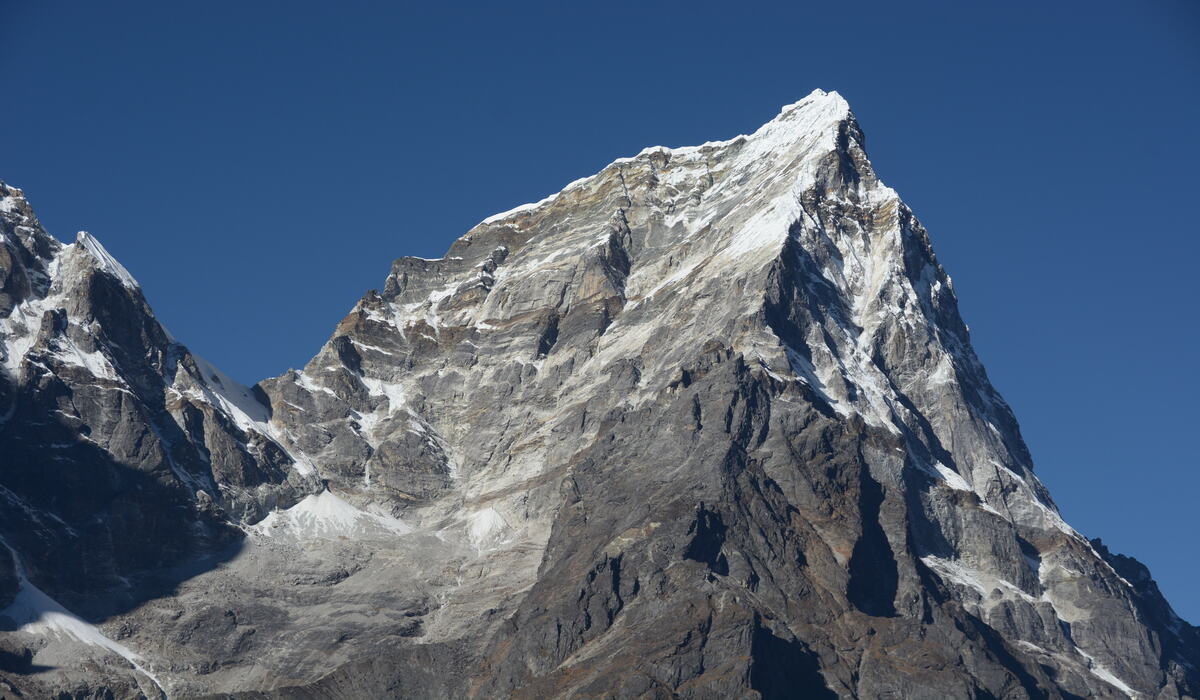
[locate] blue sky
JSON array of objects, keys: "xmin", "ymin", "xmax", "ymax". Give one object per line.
[{"xmin": 3, "ymin": 1, "xmax": 1198, "ymax": 620}]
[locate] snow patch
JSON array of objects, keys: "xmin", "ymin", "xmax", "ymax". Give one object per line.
[
  {"xmin": 0, "ymin": 540, "xmax": 162, "ymax": 692},
  {"xmin": 51, "ymin": 335, "xmax": 120, "ymax": 381},
  {"xmin": 192, "ymin": 354, "xmax": 270, "ymax": 425},
  {"xmin": 360, "ymin": 375, "xmax": 407, "ymax": 414},
  {"xmin": 250, "ymin": 490, "xmax": 411, "ymax": 540},
  {"xmin": 76, "ymin": 231, "xmax": 139, "ymax": 290},
  {"xmin": 920, "ymin": 555, "xmax": 1039, "ymax": 607},
  {"xmin": 932, "ymin": 462, "xmax": 973, "ymax": 492},
  {"xmin": 466, "ymin": 506, "xmax": 510, "ymax": 550},
  {"xmin": 929, "ymin": 553, "xmax": 1141, "ymax": 698},
  {"xmin": 295, "ymin": 371, "xmax": 338, "ymax": 398},
  {"xmin": 189, "ymin": 354, "xmax": 317, "ymax": 476}
]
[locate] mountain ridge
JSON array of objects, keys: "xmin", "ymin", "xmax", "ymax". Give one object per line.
[{"xmin": 1, "ymin": 90, "xmax": 1197, "ymax": 699}]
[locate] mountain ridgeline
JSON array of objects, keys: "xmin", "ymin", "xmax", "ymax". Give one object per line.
[{"xmin": 1, "ymin": 90, "xmax": 1196, "ymax": 699}]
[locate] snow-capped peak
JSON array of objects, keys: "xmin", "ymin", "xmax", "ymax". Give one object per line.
[
  {"xmin": 76, "ymin": 231, "xmax": 139, "ymax": 290},
  {"xmin": 475, "ymin": 89, "xmax": 852, "ymax": 231}
]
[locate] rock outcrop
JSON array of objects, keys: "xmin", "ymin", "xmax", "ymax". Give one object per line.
[{"xmin": 1, "ymin": 91, "xmax": 1196, "ymax": 699}]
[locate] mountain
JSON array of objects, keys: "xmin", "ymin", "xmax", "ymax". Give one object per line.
[{"xmin": 1, "ymin": 90, "xmax": 1196, "ymax": 699}]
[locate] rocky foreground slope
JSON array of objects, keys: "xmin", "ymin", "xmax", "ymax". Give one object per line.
[{"xmin": 1, "ymin": 90, "xmax": 1197, "ymax": 699}]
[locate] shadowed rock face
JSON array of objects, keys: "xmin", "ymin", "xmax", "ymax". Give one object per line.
[{"xmin": 1, "ymin": 91, "xmax": 1197, "ymax": 699}]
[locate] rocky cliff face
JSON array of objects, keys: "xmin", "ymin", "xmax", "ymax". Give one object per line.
[{"xmin": 1, "ymin": 90, "xmax": 1196, "ymax": 699}]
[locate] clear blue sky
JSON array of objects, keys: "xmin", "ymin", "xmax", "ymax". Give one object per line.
[{"xmin": 3, "ymin": 1, "xmax": 1197, "ymax": 621}]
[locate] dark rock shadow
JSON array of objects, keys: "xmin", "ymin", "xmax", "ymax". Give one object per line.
[
  {"xmin": 846, "ymin": 467, "xmax": 898, "ymax": 617},
  {"xmin": 750, "ymin": 616, "xmax": 837, "ymax": 699},
  {"xmin": 0, "ymin": 408, "xmax": 245, "ymax": 627}
]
